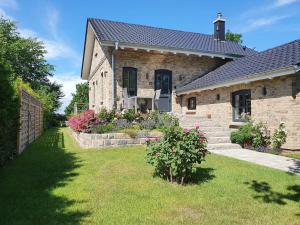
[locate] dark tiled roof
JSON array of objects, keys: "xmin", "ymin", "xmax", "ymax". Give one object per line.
[
  {"xmin": 177, "ymin": 39, "xmax": 300, "ymax": 93},
  {"xmin": 88, "ymin": 18, "xmax": 256, "ymax": 57}
]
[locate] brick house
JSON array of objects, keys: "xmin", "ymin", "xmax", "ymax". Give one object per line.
[{"xmin": 81, "ymin": 13, "xmax": 300, "ymax": 149}]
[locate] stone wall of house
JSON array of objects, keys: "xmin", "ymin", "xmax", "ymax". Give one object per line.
[
  {"xmin": 181, "ymin": 74, "xmax": 300, "ymax": 149},
  {"xmin": 88, "ymin": 40, "xmax": 113, "ymax": 112},
  {"xmin": 114, "ymin": 49, "xmax": 225, "ymax": 113}
]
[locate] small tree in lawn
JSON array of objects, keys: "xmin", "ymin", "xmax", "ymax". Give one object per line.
[{"xmin": 146, "ymin": 125, "xmax": 208, "ymax": 184}]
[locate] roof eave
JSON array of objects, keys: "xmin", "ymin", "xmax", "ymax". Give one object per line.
[
  {"xmin": 176, "ymin": 65, "xmax": 299, "ymax": 95},
  {"xmin": 81, "ymin": 21, "xmax": 97, "ymax": 80},
  {"xmin": 80, "ymin": 20, "xmax": 89, "ymax": 80},
  {"xmin": 99, "ymin": 40, "xmax": 243, "ymax": 59}
]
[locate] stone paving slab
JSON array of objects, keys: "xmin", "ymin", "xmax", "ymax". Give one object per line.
[{"xmin": 210, "ymin": 149, "xmax": 300, "ymax": 175}]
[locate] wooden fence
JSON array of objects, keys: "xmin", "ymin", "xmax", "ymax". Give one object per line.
[{"xmin": 18, "ymin": 89, "xmax": 43, "ymax": 153}]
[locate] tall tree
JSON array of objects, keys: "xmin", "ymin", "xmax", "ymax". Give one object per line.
[
  {"xmin": 65, "ymin": 83, "xmax": 89, "ymax": 116},
  {"xmin": 0, "ymin": 17, "xmax": 64, "ymax": 126},
  {"xmin": 225, "ymin": 30, "xmax": 243, "ymax": 44},
  {"xmin": 0, "ymin": 58, "xmax": 19, "ymax": 165}
]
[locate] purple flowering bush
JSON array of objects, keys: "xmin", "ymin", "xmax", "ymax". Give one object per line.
[{"xmin": 146, "ymin": 125, "xmax": 208, "ymax": 184}]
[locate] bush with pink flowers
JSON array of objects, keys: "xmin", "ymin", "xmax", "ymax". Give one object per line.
[
  {"xmin": 146, "ymin": 125, "xmax": 208, "ymax": 184},
  {"xmin": 68, "ymin": 110, "xmax": 100, "ymax": 133}
]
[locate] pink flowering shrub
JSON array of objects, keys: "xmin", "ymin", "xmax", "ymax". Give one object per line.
[
  {"xmin": 146, "ymin": 125, "xmax": 208, "ymax": 184},
  {"xmin": 68, "ymin": 110, "xmax": 100, "ymax": 133}
]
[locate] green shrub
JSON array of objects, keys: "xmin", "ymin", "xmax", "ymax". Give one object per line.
[
  {"xmin": 91, "ymin": 123, "xmax": 114, "ymax": 134},
  {"xmin": 271, "ymin": 123, "xmax": 287, "ymax": 150},
  {"xmin": 252, "ymin": 122, "xmax": 271, "ymax": 149},
  {"xmin": 0, "ymin": 61, "xmax": 19, "ymax": 166},
  {"xmin": 123, "ymin": 128, "xmax": 139, "ymax": 138},
  {"xmin": 231, "ymin": 121, "xmax": 273, "ymax": 150},
  {"xmin": 114, "ymin": 119, "xmax": 132, "ymax": 130},
  {"xmin": 146, "ymin": 126, "xmax": 208, "ymax": 184},
  {"xmin": 140, "ymin": 119, "xmax": 157, "ymax": 130},
  {"xmin": 122, "ymin": 109, "xmax": 136, "ymax": 122},
  {"xmin": 98, "ymin": 108, "xmax": 116, "ymax": 123},
  {"xmin": 157, "ymin": 113, "xmax": 179, "ymax": 128},
  {"xmin": 230, "ymin": 123, "xmax": 254, "ymax": 147}
]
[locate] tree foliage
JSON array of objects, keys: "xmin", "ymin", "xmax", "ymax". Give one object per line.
[
  {"xmin": 0, "ymin": 58, "xmax": 19, "ymax": 166},
  {"xmin": 225, "ymin": 30, "xmax": 243, "ymax": 44},
  {"xmin": 0, "ymin": 17, "xmax": 64, "ymax": 126},
  {"xmin": 0, "ymin": 17, "xmax": 63, "ymax": 165},
  {"xmin": 65, "ymin": 83, "xmax": 89, "ymax": 116}
]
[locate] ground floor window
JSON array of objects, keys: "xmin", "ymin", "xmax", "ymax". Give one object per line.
[
  {"xmin": 232, "ymin": 89, "xmax": 251, "ymax": 121},
  {"xmin": 123, "ymin": 67, "xmax": 137, "ymax": 97},
  {"xmin": 188, "ymin": 97, "xmax": 196, "ymax": 110}
]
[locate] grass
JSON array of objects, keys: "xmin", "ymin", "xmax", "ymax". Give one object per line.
[
  {"xmin": 0, "ymin": 128, "xmax": 299, "ymax": 225},
  {"xmin": 281, "ymin": 152, "xmax": 300, "ymax": 160}
]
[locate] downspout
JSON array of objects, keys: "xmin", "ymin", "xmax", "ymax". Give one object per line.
[{"xmin": 111, "ymin": 42, "xmax": 119, "ymax": 109}]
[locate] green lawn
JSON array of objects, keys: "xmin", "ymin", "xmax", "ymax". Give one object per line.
[
  {"xmin": 0, "ymin": 128, "xmax": 299, "ymax": 225},
  {"xmin": 281, "ymin": 152, "xmax": 300, "ymax": 160}
]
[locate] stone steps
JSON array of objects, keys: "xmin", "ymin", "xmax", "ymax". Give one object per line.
[
  {"xmin": 208, "ymin": 143, "xmax": 242, "ymax": 150},
  {"xmin": 204, "ymin": 131, "xmax": 231, "ymax": 137},
  {"xmin": 207, "ymin": 136, "xmax": 231, "ymax": 144},
  {"xmin": 179, "ymin": 116, "xmax": 242, "ymax": 151}
]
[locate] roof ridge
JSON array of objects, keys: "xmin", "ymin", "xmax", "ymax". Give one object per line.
[
  {"xmin": 261, "ymin": 39, "xmax": 300, "ymax": 53},
  {"xmin": 88, "ymin": 17, "xmax": 249, "ymax": 47},
  {"xmin": 88, "ymin": 17, "xmax": 213, "ymax": 38}
]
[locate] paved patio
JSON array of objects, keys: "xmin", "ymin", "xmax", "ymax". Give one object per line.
[{"xmin": 210, "ymin": 149, "xmax": 300, "ymax": 175}]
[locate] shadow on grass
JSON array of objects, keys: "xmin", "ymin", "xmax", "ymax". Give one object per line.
[
  {"xmin": 245, "ymin": 180, "xmax": 300, "ymax": 207},
  {"xmin": 189, "ymin": 167, "xmax": 215, "ymax": 184},
  {"xmin": 0, "ymin": 128, "xmax": 89, "ymax": 225},
  {"xmin": 152, "ymin": 167, "xmax": 215, "ymax": 185}
]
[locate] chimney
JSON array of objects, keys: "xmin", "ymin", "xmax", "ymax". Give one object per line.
[{"xmin": 214, "ymin": 12, "xmax": 225, "ymax": 41}]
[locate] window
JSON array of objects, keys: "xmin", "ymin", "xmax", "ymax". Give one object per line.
[
  {"xmin": 188, "ymin": 97, "xmax": 196, "ymax": 110},
  {"xmin": 92, "ymin": 81, "xmax": 95, "ymax": 104},
  {"xmin": 101, "ymin": 72, "xmax": 104, "ymax": 104},
  {"xmin": 123, "ymin": 67, "xmax": 137, "ymax": 96},
  {"xmin": 232, "ymin": 90, "xmax": 251, "ymax": 122}
]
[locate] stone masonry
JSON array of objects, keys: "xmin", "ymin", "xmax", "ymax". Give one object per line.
[
  {"xmin": 114, "ymin": 49, "xmax": 225, "ymax": 113},
  {"xmin": 87, "ymin": 39, "xmax": 300, "ymax": 150},
  {"xmin": 70, "ymin": 129, "xmax": 161, "ymax": 149},
  {"xmin": 88, "ymin": 40, "xmax": 113, "ymax": 112},
  {"xmin": 88, "ymin": 40, "xmax": 226, "ymax": 113},
  {"xmin": 181, "ymin": 75, "xmax": 300, "ymax": 149}
]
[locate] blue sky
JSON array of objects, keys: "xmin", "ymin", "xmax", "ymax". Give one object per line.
[{"xmin": 1, "ymin": 0, "xmax": 300, "ymax": 113}]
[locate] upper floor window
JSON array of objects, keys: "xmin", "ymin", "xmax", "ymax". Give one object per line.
[
  {"xmin": 123, "ymin": 67, "xmax": 137, "ymax": 97},
  {"xmin": 232, "ymin": 89, "xmax": 251, "ymax": 122},
  {"xmin": 188, "ymin": 97, "xmax": 196, "ymax": 110}
]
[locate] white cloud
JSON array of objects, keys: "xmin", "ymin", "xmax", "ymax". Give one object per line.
[
  {"xmin": 274, "ymin": 0, "xmax": 299, "ymax": 7},
  {"xmin": 49, "ymin": 73, "xmax": 84, "ymax": 113},
  {"xmin": 241, "ymin": 0, "xmax": 299, "ymax": 19},
  {"xmin": 0, "ymin": 7, "xmax": 13, "ymax": 20},
  {"xmin": 18, "ymin": 28, "xmax": 37, "ymax": 38},
  {"xmin": 0, "ymin": 0, "xmax": 17, "ymax": 9},
  {"xmin": 46, "ymin": 7, "xmax": 59, "ymax": 39},
  {"xmin": 240, "ymin": 15, "xmax": 289, "ymax": 33},
  {"xmin": 42, "ymin": 38, "xmax": 81, "ymax": 64},
  {"xmin": 16, "ymin": 8, "xmax": 81, "ymax": 65}
]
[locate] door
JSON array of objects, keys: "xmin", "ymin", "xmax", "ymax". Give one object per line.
[
  {"xmin": 232, "ymin": 89, "xmax": 251, "ymax": 122},
  {"xmin": 155, "ymin": 70, "xmax": 172, "ymax": 112}
]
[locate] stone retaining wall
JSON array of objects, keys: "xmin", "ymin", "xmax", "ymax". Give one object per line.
[{"xmin": 70, "ymin": 128, "xmax": 162, "ymax": 149}]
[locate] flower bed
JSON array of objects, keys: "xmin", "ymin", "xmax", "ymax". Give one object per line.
[
  {"xmin": 230, "ymin": 118, "xmax": 287, "ymax": 154},
  {"xmin": 68, "ymin": 109, "xmax": 176, "ymax": 148},
  {"xmin": 68, "ymin": 108, "xmax": 178, "ymax": 135}
]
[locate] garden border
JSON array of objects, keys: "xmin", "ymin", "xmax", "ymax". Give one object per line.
[{"xmin": 69, "ymin": 128, "xmax": 162, "ymax": 149}]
